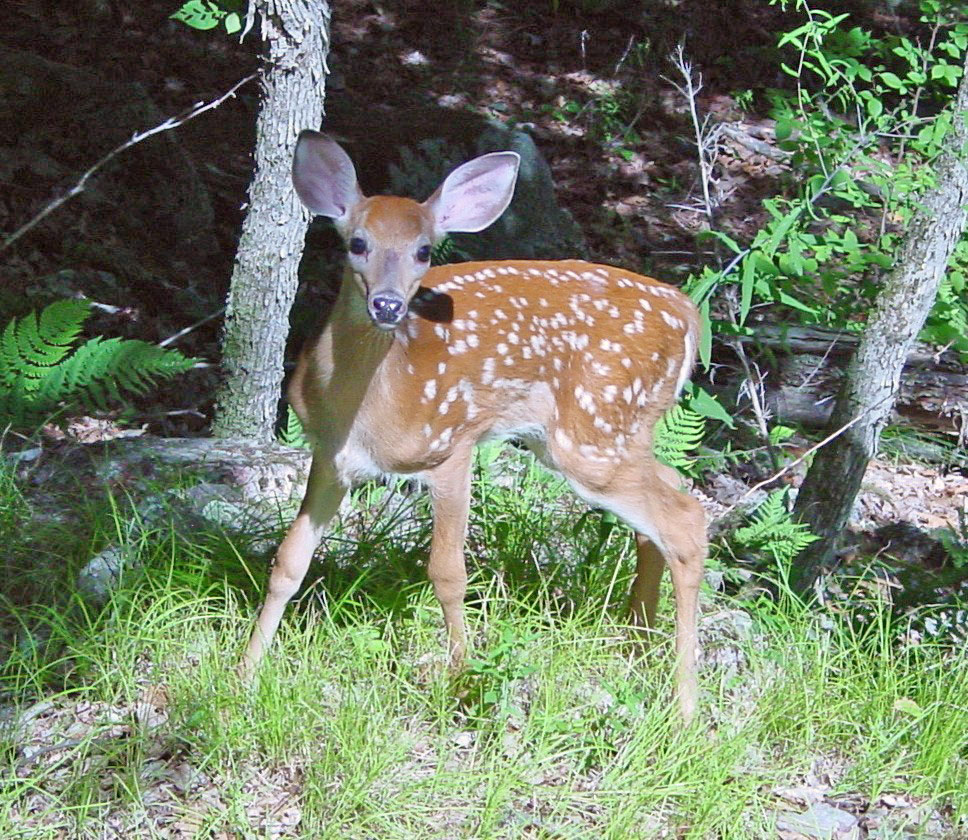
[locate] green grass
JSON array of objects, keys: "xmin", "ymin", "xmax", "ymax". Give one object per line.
[{"xmin": 0, "ymin": 448, "xmax": 966, "ymax": 838}]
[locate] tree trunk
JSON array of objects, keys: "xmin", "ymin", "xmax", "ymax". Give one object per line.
[
  {"xmin": 212, "ymin": 0, "xmax": 330, "ymax": 443},
  {"xmin": 790, "ymin": 56, "xmax": 968, "ymax": 595}
]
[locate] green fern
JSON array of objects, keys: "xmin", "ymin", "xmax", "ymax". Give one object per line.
[
  {"xmin": 0, "ymin": 299, "xmax": 196, "ymax": 428},
  {"xmin": 734, "ymin": 490, "xmax": 819, "ymax": 565},
  {"xmin": 278, "ymin": 404, "xmax": 310, "ymax": 449},
  {"xmin": 431, "ymin": 236, "xmax": 456, "ymax": 266},
  {"xmin": 654, "ymin": 403, "xmax": 705, "ymax": 473}
]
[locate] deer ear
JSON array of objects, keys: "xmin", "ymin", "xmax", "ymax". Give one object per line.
[
  {"xmin": 424, "ymin": 151, "xmax": 520, "ymax": 235},
  {"xmin": 292, "ymin": 131, "xmax": 363, "ymax": 224}
]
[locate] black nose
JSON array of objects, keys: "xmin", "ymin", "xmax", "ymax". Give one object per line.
[{"xmin": 371, "ymin": 294, "xmax": 405, "ymax": 325}]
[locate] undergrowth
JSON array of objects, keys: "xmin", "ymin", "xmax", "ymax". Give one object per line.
[{"xmin": 0, "ymin": 451, "xmax": 965, "ymax": 838}]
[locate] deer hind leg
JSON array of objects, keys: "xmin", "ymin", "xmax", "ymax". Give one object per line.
[
  {"xmin": 629, "ymin": 461, "xmax": 696, "ymax": 632},
  {"xmin": 565, "ymin": 461, "xmax": 707, "ymax": 723},
  {"xmin": 424, "ymin": 447, "xmax": 473, "ymax": 668},
  {"xmin": 658, "ymin": 488, "xmax": 707, "ymax": 723},
  {"xmin": 634, "ymin": 480, "xmax": 706, "ymax": 723},
  {"xmin": 242, "ymin": 456, "xmax": 346, "ymax": 677},
  {"xmin": 630, "ymin": 534, "xmax": 665, "ymax": 631}
]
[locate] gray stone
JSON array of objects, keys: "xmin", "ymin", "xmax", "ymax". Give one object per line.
[
  {"xmin": 77, "ymin": 545, "xmax": 134, "ymax": 604},
  {"xmin": 776, "ymin": 802, "xmax": 860, "ymax": 839},
  {"xmin": 71, "ymin": 437, "xmax": 312, "ymax": 602}
]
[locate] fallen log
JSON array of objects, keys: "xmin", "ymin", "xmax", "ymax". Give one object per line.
[{"xmin": 719, "ymin": 324, "xmax": 967, "ymax": 443}]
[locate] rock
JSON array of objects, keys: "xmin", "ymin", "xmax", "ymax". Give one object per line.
[
  {"xmin": 461, "ymin": 122, "xmax": 586, "ymax": 261},
  {"xmin": 77, "ymin": 545, "xmax": 132, "ymax": 604},
  {"xmin": 699, "ymin": 608, "xmax": 757, "ymax": 672},
  {"xmin": 62, "ymin": 437, "xmax": 311, "ymax": 603},
  {"xmin": 776, "ymin": 802, "xmax": 860, "ymax": 839}
]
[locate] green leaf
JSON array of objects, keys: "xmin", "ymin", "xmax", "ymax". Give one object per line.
[
  {"xmin": 769, "ymin": 424, "xmax": 796, "ymax": 445},
  {"xmin": 684, "ymin": 266, "xmax": 724, "ymax": 306},
  {"xmin": 697, "ymin": 299, "xmax": 712, "ymax": 369},
  {"xmin": 224, "ymin": 12, "xmax": 241, "ymax": 33},
  {"xmin": 171, "ymin": 0, "xmax": 224, "ymax": 30},
  {"xmin": 687, "ymin": 385, "xmax": 734, "ymax": 428},
  {"xmin": 697, "ymin": 229, "xmax": 742, "ymax": 255},
  {"xmin": 777, "ymin": 289, "xmax": 818, "ymax": 316},
  {"xmin": 880, "ymin": 71, "xmax": 905, "ymax": 90},
  {"xmin": 774, "ymin": 118, "xmax": 795, "ymax": 141},
  {"xmin": 739, "ymin": 257, "xmax": 754, "ymax": 325}
]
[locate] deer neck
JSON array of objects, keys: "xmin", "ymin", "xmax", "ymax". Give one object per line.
[{"xmin": 308, "ymin": 269, "xmax": 398, "ymax": 452}]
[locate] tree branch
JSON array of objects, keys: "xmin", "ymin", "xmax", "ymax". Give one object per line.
[{"xmin": 1, "ymin": 73, "xmax": 259, "ymax": 255}]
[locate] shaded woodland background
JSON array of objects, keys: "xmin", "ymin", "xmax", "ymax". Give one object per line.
[
  {"xmin": 2, "ymin": 3, "xmax": 968, "ymax": 837},
  {"xmin": 2, "ymin": 0, "xmax": 851, "ymax": 435}
]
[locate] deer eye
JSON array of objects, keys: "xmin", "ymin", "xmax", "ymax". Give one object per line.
[
  {"xmin": 349, "ymin": 237, "xmax": 367, "ymax": 255},
  {"xmin": 416, "ymin": 244, "xmax": 432, "ymax": 263}
]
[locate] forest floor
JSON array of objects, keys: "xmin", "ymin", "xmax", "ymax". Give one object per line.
[{"xmin": 1, "ymin": 0, "xmax": 967, "ymax": 837}]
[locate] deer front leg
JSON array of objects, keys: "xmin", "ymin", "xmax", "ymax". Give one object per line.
[
  {"xmin": 425, "ymin": 448, "xmax": 473, "ymax": 668},
  {"xmin": 242, "ymin": 456, "xmax": 346, "ymax": 678}
]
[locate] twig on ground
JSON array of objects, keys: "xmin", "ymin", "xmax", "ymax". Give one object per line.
[{"xmin": 719, "ymin": 392, "xmax": 895, "ymax": 516}]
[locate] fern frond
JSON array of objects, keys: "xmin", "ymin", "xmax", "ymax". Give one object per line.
[
  {"xmin": 40, "ymin": 337, "xmax": 196, "ymax": 412},
  {"xmin": 735, "ymin": 490, "xmax": 819, "ymax": 565},
  {"xmin": 0, "ymin": 300, "xmax": 196, "ymax": 428},
  {"xmin": 0, "ymin": 299, "xmax": 89, "ymax": 390},
  {"xmin": 279, "ymin": 404, "xmax": 310, "ymax": 449},
  {"xmin": 654, "ymin": 403, "xmax": 705, "ymax": 471},
  {"xmin": 431, "ymin": 236, "xmax": 456, "ymax": 266}
]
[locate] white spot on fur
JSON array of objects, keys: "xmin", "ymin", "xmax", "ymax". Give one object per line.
[
  {"xmin": 481, "ymin": 357, "xmax": 496, "ymax": 385},
  {"xmin": 660, "ymin": 310, "xmax": 683, "ymax": 329}
]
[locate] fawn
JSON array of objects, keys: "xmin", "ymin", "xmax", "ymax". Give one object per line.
[{"xmin": 242, "ymin": 131, "xmax": 707, "ymax": 721}]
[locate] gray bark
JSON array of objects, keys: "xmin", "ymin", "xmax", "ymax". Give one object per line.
[
  {"xmin": 212, "ymin": 0, "xmax": 330, "ymax": 443},
  {"xmin": 791, "ymin": 56, "xmax": 968, "ymax": 595}
]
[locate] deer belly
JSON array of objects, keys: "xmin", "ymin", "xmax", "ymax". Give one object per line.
[
  {"xmin": 332, "ymin": 425, "xmax": 432, "ymax": 486},
  {"xmin": 332, "ymin": 432, "xmax": 392, "ymax": 485}
]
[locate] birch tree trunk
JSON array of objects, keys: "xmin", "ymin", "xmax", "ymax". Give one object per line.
[
  {"xmin": 790, "ymin": 56, "xmax": 968, "ymax": 595},
  {"xmin": 212, "ymin": 0, "xmax": 330, "ymax": 443}
]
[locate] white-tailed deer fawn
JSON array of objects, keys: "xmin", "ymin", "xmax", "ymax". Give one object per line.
[{"xmin": 243, "ymin": 130, "xmax": 707, "ymax": 721}]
